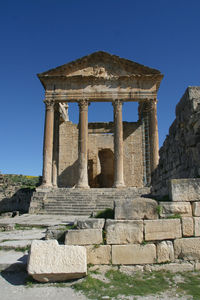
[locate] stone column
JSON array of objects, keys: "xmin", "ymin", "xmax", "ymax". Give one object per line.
[
  {"xmin": 149, "ymin": 99, "xmax": 159, "ymax": 173},
  {"xmin": 112, "ymin": 99, "xmax": 125, "ymax": 188},
  {"xmin": 52, "ymin": 103, "xmax": 59, "ymax": 187},
  {"xmin": 76, "ymin": 99, "xmax": 89, "ymax": 188},
  {"xmin": 42, "ymin": 99, "xmax": 54, "ymax": 187}
]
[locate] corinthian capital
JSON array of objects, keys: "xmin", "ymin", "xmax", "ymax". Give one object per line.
[
  {"xmin": 44, "ymin": 99, "xmax": 54, "ymax": 111},
  {"xmin": 112, "ymin": 99, "xmax": 123, "ymax": 112},
  {"xmin": 142, "ymin": 99, "xmax": 157, "ymax": 113},
  {"xmin": 78, "ymin": 99, "xmax": 89, "ymax": 111}
]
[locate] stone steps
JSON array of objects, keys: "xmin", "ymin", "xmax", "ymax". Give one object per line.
[{"xmin": 29, "ymin": 187, "xmax": 150, "ymax": 215}]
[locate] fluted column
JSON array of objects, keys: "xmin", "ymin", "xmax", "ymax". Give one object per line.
[
  {"xmin": 149, "ymin": 99, "xmax": 159, "ymax": 173},
  {"xmin": 76, "ymin": 99, "xmax": 89, "ymax": 188},
  {"xmin": 52, "ymin": 103, "xmax": 59, "ymax": 187},
  {"xmin": 42, "ymin": 99, "xmax": 54, "ymax": 187},
  {"xmin": 112, "ymin": 99, "xmax": 125, "ymax": 188}
]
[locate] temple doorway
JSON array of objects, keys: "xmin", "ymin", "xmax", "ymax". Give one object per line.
[{"xmin": 98, "ymin": 149, "xmax": 114, "ymax": 188}]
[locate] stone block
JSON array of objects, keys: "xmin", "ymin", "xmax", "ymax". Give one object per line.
[
  {"xmin": 169, "ymin": 178, "xmax": 200, "ymax": 201},
  {"xmin": 27, "ymin": 240, "xmax": 87, "ymax": 282},
  {"xmin": 86, "ymin": 245, "xmax": 111, "ymax": 264},
  {"xmin": 144, "ymin": 262, "xmax": 194, "ymax": 273},
  {"xmin": 174, "ymin": 238, "xmax": 200, "ymax": 260},
  {"xmin": 194, "ymin": 217, "xmax": 200, "ymax": 236},
  {"xmin": 65, "ymin": 229, "xmax": 102, "ymax": 245},
  {"xmin": 119, "ymin": 265, "xmax": 144, "ymax": 274},
  {"xmin": 112, "ymin": 244, "xmax": 156, "ymax": 265},
  {"xmin": 192, "ymin": 202, "xmax": 200, "ymax": 216},
  {"xmin": 144, "ymin": 219, "xmax": 181, "ymax": 241},
  {"xmin": 115, "ymin": 198, "xmax": 158, "ymax": 220},
  {"xmin": 76, "ymin": 218, "xmax": 105, "ymax": 229},
  {"xmin": 182, "ymin": 217, "xmax": 194, "ymax": 237},
  {"xmin": 45, "ymin": 226, "xmax": 67, "ymax": 241},
  {"xmin": 105, "ymin": 220, "xmax": 143, "ymax": 244},
  {"xmin": 157, "ymin": 241, "xmax": 174, "ymax": 263},
  {"xmin": 159, "ymin": 202, "xmax": 192, "ymax": 217}
]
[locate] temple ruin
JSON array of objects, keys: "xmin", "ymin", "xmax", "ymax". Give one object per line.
[{"xmin": 38, "ymin": 51, "xmax": 163, "ymax": 189}]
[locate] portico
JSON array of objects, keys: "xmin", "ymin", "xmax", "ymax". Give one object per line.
[{"xmin": 38, "ymin": 51, "xmax": 163, "ymax": 188}]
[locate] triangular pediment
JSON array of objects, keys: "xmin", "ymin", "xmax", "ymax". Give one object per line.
[{"xmin": 38, "ymin": 51, "xmax": 162, "ymax": 79}]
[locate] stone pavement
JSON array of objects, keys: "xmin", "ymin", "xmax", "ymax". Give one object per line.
[
  {"xmin": 0, "ymin": 271, "xmax": 87, "ymax": 300},
  {"xmin": 0, "ymin": 214, "xmax": 88, "ymax": 300},
  {"xmin": 0, "ymin": 214, "xmax": 87, "ymax": 272},
  {"xmin": 0, "ymin": 213, "xmax": 86, "ymax": 227}
]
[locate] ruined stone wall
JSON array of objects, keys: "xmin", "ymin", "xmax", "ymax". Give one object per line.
[
  {"xmin": 152, "ymin": 86, "xmax": 200, "ymax": 196},
  {"xmin": 0, "ymin": 175, "xmax": 34, "ymax": 213},
  {"xmin": 58, "ymin": 121, "xmax": 144, "ymax": 187}
]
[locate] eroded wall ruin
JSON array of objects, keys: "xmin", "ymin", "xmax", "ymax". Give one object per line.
[{"xmin": 152, "ymin": 86, "xmax": 200, "ymax": 196}]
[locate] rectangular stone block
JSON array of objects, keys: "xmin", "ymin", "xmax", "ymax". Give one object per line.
[
  {"xmin": 157, "ymin": 241, "xmax": 174, "ymax": 263},
  {"xmin": 105, "ymin": 220, "xmax": 143, "ymax": 244},
  {"xmin": 159, "ymin": 202, "xmax": 192, "ymax": 217},
  {"xmin": 144, "ymin": 219, "xmax": 181, "ymax": 241},
  {"xmin": 194, "ymin": 217, "xmax": 200, "ymax": 236},
  {"xmin": 27, "ymin": 240, "xmax": 87, "ymax": 282},
  {"xmin": 77, "ymin": 218, "xmax": 105, "ymax": 229},
  {"xmin": 192, "ymin": 202, "xmax": 200, "ymax": 216},
  {"xmin": 86, "ymin": 245, "xmax": 111, "ymax": 264},
  {"xmin": 169, "ymin": 178, "xmax": 200, "ymax": 201},
  {"xmin": 112, "ymin": 244, "xmax": 156, "ymax": 265},
  {"xmin": 182, "ymin": 217, "xmax": 194, "ymax": 237},
  {"xmin": 115, "ymin": 198, "xmax": 158, "ymax": 220},
  {"xmin": 65, "ymin": 229, "xmax": 102, "ymax": 245},
  {"xmin": 174, "ymin": 238, "xmax": 200, "ymax": 260}
]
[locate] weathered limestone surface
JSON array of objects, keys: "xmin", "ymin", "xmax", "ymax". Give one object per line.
[
  {"xmin": 145, "ymin": 263, "xmax": 194, "ymax": 273},
  {"xmin": 65, "ymin": 229, "xmax": 102, "ymax": 245},
  {"xmin": 112, "ymin": 100, "xmax": 125, "ymax": 188},
  {"xmin": 157, "ymin": 241, "xmax": 174, "ymax": 263},
  {"xmin": 192, "ymin": 202, "xmax": 200, "ymax": 216},
  {"xmin": 105, "ymin": 219, "xmax": 143, "ymax": 244},
  {"xmin": 76, "ymin": 100, "xmax": 89, "ymax": 188},
  {"xmin": 194, "ymin": 217, "xmax": 200, "ymax": 236},
  {"xmin": 77, "ymin": 219, "xmax": 105, "ymax": 229},
  {"xmin": 182, "ymin": 217, "xmax": 194, "ymax": 237},
  {"xmin": 159, "ymin": 201, "xmax": 192, "ymax": 217},
  {"xmin": 112, "ymin": 244, "xmax": 156, "ymax": 265},
  {"xmin": 115, "ymin": 198, "xmax": 158, "ymax": 220},
  {"xmin": 152, "ymin": 87, "xmax": 200, "ymax": 196},
  {"xmin": 174, "ymin": 238, "xmax": 200, "ymax": 260},
  {"xmin": 27, "ymin": 240, "xmax": 87, "ymax": 282},
  {"xmin": 45, "ymin": 225, "xmax": 67, "ymax": 241},
  {"xmin": 169, "ymin": 179, "xmax": 200, "ymax": 202},
  {"xmin": 86, "ymin": 245, "xmax": 111, "ymax": 265},
  {"xmin": 144, "ymin": 219, "xmax": 181, "ymax": 241},
  {"xmin": 59, "ymin": 121, "xmax": 144, "ymax": 188},
  {"xmin": 119, "ymin": 265, "xmax": 144, "ymax": 274}
]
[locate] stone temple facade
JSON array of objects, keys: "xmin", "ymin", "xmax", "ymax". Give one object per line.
[{"xmin": 38, "ymin": 51, "xmax": 163, "ymax": 189}]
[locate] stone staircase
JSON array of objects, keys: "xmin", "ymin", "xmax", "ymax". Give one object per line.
[{"xmin": 29, "ymin": 187, "xmax": 151, "ymax": 216}]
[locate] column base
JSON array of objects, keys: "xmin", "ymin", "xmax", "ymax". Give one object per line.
[
  {"xmin": 76, "ymin": 183, "xmax": 90, "ymax": 189},
  {"xmin": 37, "ymin": 184, "xmax": 53, "ymax": 192},
  {"xmin": 113, "ymin": 182, "xmax": 126, "ymax": 188},
  {"xmin": 40, "ymin": 183, "xmax": 53, "ymax": 188}
]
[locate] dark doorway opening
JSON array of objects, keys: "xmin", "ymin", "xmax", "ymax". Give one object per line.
[{"xmin": 98, "ymin": 149, "xmax": 114, "ymax": 188}]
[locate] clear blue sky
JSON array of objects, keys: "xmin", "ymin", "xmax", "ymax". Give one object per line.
[{"xmin": 0, "ymin": 0, "xmax": 200, "ymax": 176}]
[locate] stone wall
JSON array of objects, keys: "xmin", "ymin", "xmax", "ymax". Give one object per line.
[
  {"xmin": 53, "ymin": 181, "xmax": 200, "ymax": 269},
  {"xmin": 152, "ymin": 86, "xmax": 200, "ymax": 196},
  {"xmin": 0, "ymin": 174, "xmax": 35, "ymax": 213},
  {"xmin": 58, "ymin": 121, "xmax": 144, "ymax": 187}
]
